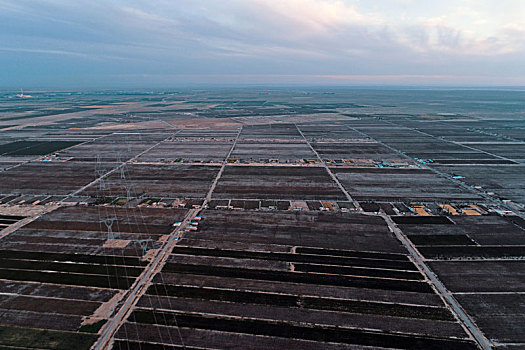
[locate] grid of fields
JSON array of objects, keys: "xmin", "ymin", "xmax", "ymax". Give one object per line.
[
  {"xmin": 58, "ymin": 133, "xmax": 170, "ymax": 162},
  {"xmin": 332, "ymin": 167, "xmax": 481, "ymax": 202},
  {"xmin": 81, "ymin": 164, "xmax": 220, "ymax": 199},
  {"xmin": 398, "ymin": 215, "xmax": 525, "ymax": 346},
  {"xmin": 0, "ymin": 205, "xmax": 186, "ymax": 350},
  {"xmin": 113, "ymin": 210, "xmax": 477, "ymax": 350},
  {"xmin": 1, "ymin": 89, "xmax": 524, "ymax": 350},
  {"xmin": 0, "ymin": 161, "xmax": 109, "ymax": 196},
  {"xmin": 312, "ymin": 140, "xmax": 411, "ymax": 163},
  {"xmin": 137, "ymin": 138, "xmax": 234, "ymax": 163},
  {"xmin": 213, "ymin": 165, "xmax": 346, "ymax": 200}
]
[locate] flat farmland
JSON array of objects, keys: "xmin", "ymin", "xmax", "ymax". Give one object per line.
[
  {"xmin": 213, "ymin": 165, "xmax": 346, "ymax": 200},
  {"xmin": 332, "ymin": 167, "xmax": 481, "ymax": 202},
  {"xmin": 59, "ymin": 132, "xmax": 170, "ymax": 162},
  {"xmin": 0, "ymin": 205, "xmax": 185, "ymax": 350},
  {"xmin": 137, "ymin": 138, "xmax": 233, "ymax": 162},
  {"xmin": 351, "ymin": 124, "xmax": 516, "ymax": 165},
  {"xmin": 428, "ymin": 260, "xmax": 525, "ymax": 293},
  {"xmin": 403, "ymin": 146, "xmax": 511, "ymax": 165},
  {"xmin": 0, "ymin": 161, "xmax": 107, "ymax": 195},
  {"xmin": 179, "ymin": 210, "xmax": 407, "ymax": 253},
  {"xmin": 114, "ymin": 210, "xmax": 477, "ymax": 349},
  {"xmin": 0, "ymin": 160, "xmax": 23, "ymax": 171},
  {"xmin": 231, "ymin": 140, "xmax": 315, "ymax": 162},
  {"xmin": 406, "ymin": 216, "xmax": 525, "ymax": 260},
  {"xmin": 22, "ymin": 205, "xmax": 185, "ymax": 236},
  {"xmin": 239, "ymin": 123, "xmax": 302, "ymax": 139},
  {"xmin": 432, "ymin": 164, "xmax": 525, "ymax": 205},
  {"xmin": 297, "ymin": 123, "xmax": 366, "ymax": 140},
  {"xmin": 391, "ymin": 140, "xmax": 492, "ymax": 154},
  {"xmin": 479, "ymin": 127, "xmax": 525, "ymax": 141},
  {"xmin": 350, "ymin": 126, "xmax": 432, "ymax": 143},
  {"xmin": 1, "ymin": 89, "xmax": 524, "ymax": 350},
  {"xmin": 81, "ymin": 163, "xmax": 219, "ymax": 199},
  {"xmin": 311, "ymin": 141, "xmax": 408, "ymax": 162},
  {"xmin": 414, "ymin": 126, "xmax": 508, "ymax": 143},
  {"xmin": 463, "ymin": 143, "xmax": 525, "ymax": 163},
  {"xmin": 455, "ymin": 294, "xmax": 525, "ymax": 344},
  {"xmin": 1, "ymin": 205, "xmax": 187, "ymax": 256},
  {"xmin": 175, "ymin": 129, "xmax": 239, "ymax": 138},
  {"xmin": 0, "ymin": 140, "xmax": 83, "ymax": 156},
  {"xmin": 398, "ymin": 214, "xmax": 525, "ymax": 346}
]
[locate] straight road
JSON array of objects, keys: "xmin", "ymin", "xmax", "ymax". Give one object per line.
[
  {"xmin": 345, "ymin": 124, "xmax": 494, "ymax": 349},
  {"xmin": 295, "ymin": 124, "xmax": 362, "ymax": 211},
  {"xmin": 92, "ymin": 126, "xmax": 243, "ymax": 349},
  {"xmin": 379, "ymin": 213, "xmax": 493, "ymax": 350}
]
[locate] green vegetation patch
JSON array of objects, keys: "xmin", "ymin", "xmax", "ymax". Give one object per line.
[
  {"xmin": 140, "ymin": 198, "xmax": 161, "ymax": 205},
  {"xmin": 0, "ymin": 140, "xmax": 82, "ymax": 156},
  {"xmin": 78, "ymin": 319, "xmax": 107, "ymax": 334},
  {"xmin": 93, "ymin": 197, "xmax": 115, "ymax": 205},
  {"xmin": 110, "ymin": 197, "xmax": 129, "ymax": 206},
  {"xmin": 0, "ymin": 325, "xmax": 98, "ymax": 350}
]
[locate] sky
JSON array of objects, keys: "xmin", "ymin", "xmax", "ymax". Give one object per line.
[{"xmin": 1, "ymin": 0, "xmax": 524, "ymax": 88}]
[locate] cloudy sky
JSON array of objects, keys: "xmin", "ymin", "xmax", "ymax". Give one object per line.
[{"xmin": 1, "ymin": 0, "xmax": 524, "ymax": 87}]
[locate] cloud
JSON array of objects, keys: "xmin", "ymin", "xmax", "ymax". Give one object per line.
[
  {"xmin": 0, "ymin": 0, "xmax": 524, "ymax": 86},
  {"xmin": 0, "ymin": 47, "xmax": 90, "ymax": 57},
  {"xmin": 247, "ymin": 0, "xmax": 380, "ymax": 34},
  {"xmin": 391, "ymin": 2, "xmax": 525, "ymax": 56}
]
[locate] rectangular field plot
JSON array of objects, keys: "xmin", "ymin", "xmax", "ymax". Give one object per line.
[
  {"xmin": 239, "ymin": 124, "xmax": 302, "ymax": 139},
  {"xmin": 352, "ymin": 126, "xmax": 434, "ymax": 143},
  {"xmin": 394, "ymin": 141, "xmax": 491, "ymax": 154},
  {"xmin": 58, "ymin": 132, "xmax": 170, "ymax": 162},
  {"xmin": 0, "ymin": 140, "xmax": 83, "ymax": 156},
  {"xmin": 466, "ymin": 143, "xmax": 525, "ymax": 163},
  {"xmin": 297, "ymin": 123, "xmax": 366, "ymax": 140},
  {"xmin": 481, "ymin": 127, "xmax": 525, "ymax": 141},
  {"xmin": 137, "ymin": 138, "xmax": 233, "ymax": 163},
  {"xmin": 433, "ymin": 164, "xmax": 525, "ymax": 206},
  {"xmin": 414, "ymin": 126, "xmax": 506, "ymax": 142},
  {"xmin": 407, "ymin": 152, "xmax": 513, "ymax": 165},
  {"xmin": 411, "ymin": 151, "xmax": 512, "ymax": 161},
  {"xmin": 213, "ymin": 166, "xmax": 346, "ymax": 200},
  {"xmin": 0, "ymin": 325, "xmax": 98, "ymax": 350},
  {"xmin": 22, "ymin": 205, "xmax": 186, "ymax": 237},
  {"xmin": 183, "ymin": 210, "xmax": 408, "ymax": 253},
  {"xmin": 352, "ymin": 127, "xmax": 486, "ymax": 158},
  {"xmin": 400, "ymin": 215, "xmax": 525, "ymax": 258},
  {"xmin": 113, "ymin": 210, "xmax": 476, "ymax": 349},
  {"xmin": 1, "ymin": 205, "xmax": 186, "ymax": 257},
  {"xmin": 454, "ymin": 294, "xmax": 525, "ymax": 344},
  {"xmin": 175, "ymin": 129, "xmax": 239, "ymax": 138},
  {"xmin": 332, "ymin": 167, "xmax": 481, "ymax": 202},
  {"xmin": 311, "ymin": 141, "xmax": 408, "ymax": 162},
  {"xmin": 429, "ymin": 261, "xmax": 525, "ymax": 293},
  {"xmin": 81, "ymin": 164, "xmax": 220, "ymax": 199},
  {"xmin": 0, "ymin": 161, "xmax": 105, "ymax": 195},
  {"xmin": 231, "ymin": 140, "xmax": 315, "ymax": 163}
]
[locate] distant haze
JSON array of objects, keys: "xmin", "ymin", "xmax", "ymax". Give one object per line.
[{"xmin": 1, "ymin": 0, "xmax": 524, "ymax": 88}]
